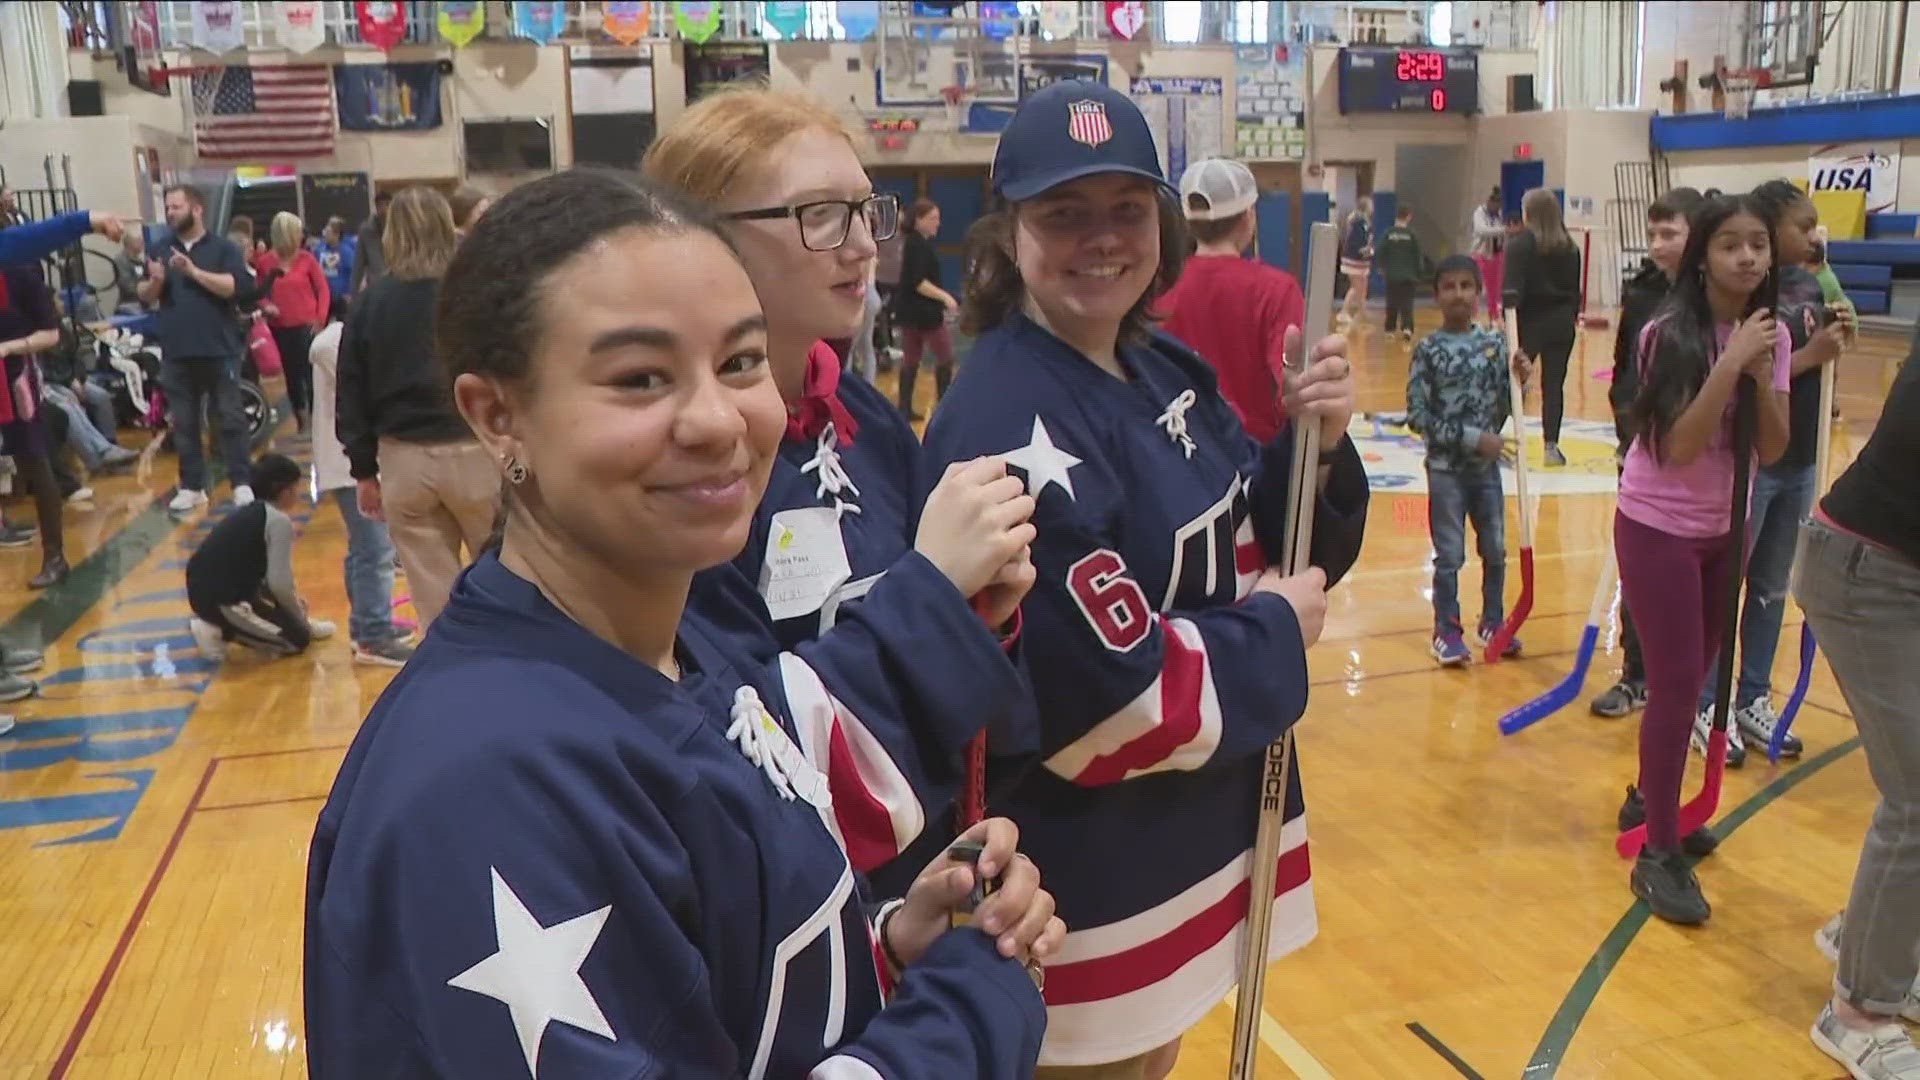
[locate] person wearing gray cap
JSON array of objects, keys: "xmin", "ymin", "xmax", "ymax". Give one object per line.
[
  {"xmin": 1158, "ymin": 157, "xmax": 1305, "ymax": 445},
  {"xmin": 922, "ymin": 81, "xmax": 1368, "ymax": 1078}
]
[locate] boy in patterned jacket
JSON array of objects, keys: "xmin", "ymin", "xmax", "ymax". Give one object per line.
[{"xmin": 1406, "ymin": 255, "xmax": 1533, "ymax": 666}]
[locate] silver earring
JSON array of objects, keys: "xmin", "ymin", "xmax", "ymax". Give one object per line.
[{"xmin": 504, "ymin": 456, "xmax": 529, "ymax": 484}]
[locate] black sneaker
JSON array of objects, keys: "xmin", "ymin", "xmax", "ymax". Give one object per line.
[
  {"xmin": 1616, "ymin": 786, "xmax": 1719, "ymax": 858},
  {"xmin": 0, "ymin": 524, "xmax": 36, "ymax": 549},
  {"xmin": 2, "ymin": 647, "xmax": 45, "ymax": 674},
  {"xmin": 1590, "ymin": 679, "xmax": 1648, "ymax": 718},
  {"xmin": 1632, "ymin": 850, "xmax": 1711, "ymax": 925}
]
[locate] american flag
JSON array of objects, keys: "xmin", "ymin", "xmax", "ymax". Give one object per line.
[{"xmin": 192, "ymin": 65, "xmax": 335, "ymax": 160}]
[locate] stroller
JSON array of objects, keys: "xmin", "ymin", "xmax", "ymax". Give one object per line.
[{"xmin": 86, "ymin": 327, "xmax": 278, "ymax": 450}]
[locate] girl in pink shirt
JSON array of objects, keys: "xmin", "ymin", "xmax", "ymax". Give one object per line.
[{"xmin": 1615, "ymin": 193, "xmax": 1792, "ymax": 926}]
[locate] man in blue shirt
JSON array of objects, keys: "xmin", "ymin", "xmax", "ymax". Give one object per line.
[{"xmin": 137, "ymin": 184, "xmax": 256, "ymax": 511}]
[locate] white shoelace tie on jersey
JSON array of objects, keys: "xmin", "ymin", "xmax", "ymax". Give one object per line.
[
  {"xmin": 802, "ymin": 424, "xmax": 863, "ymax": 519},
  {"xmin": 1156, "ymin": 389, "xmax": 1198, "ymax": 458},
  {"xmin": 727, "ymin": 687, "xmax": 796, "ymax": 801}
]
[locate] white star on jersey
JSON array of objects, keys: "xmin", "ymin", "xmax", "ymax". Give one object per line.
[
  {"xmin": 1003, "ymin": 416, "xmax": 1082, "ymax": 501},
  {"xmin": 449, "ymin": 867, "xmax": 617, "ymax": 1076}
]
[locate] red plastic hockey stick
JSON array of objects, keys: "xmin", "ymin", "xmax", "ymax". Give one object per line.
[
  {"xmin": 959, "ymin": 598, "xmax": 995, "ymax": 830},
  {"xmin": 1616, "ymin": 379, "xmax": 1756, "ymax": 860},
  {"xmin": 1484, "ymin": 311, "xmax": 1534, "ymax": 664}
]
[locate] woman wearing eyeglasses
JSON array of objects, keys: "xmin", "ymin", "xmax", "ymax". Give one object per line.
[{"xmin": 643, "ymin": 90, "xmax": 1041, "ymax": 899}]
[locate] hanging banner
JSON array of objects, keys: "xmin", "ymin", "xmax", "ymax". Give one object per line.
[
  {"xmin": 837, "ymin": 1, "xmax": 880, "ymax": 41},
  {"xmin": 130, "ymin": 0, "xmax": 161, "ymax": 51},
  {"xmin": 1809, "ymin": 142, "xmax": 1902, "ymax": 217},
  {"xmin": 980, "ymin": 1, "xmax": 1020, "ymax": 40},
  {"xmin": 603, "ymin": 0, "xmax": 651, "ymax": 44},
  {"xmin": 335, "ymin": 62, "xmax": 444, "ymax": 130},
  {"xmin": 357, "ymin": 1, "xmax": 407, "ymax": 52},
  {"xmin": 673, "ymin": 2, "xmax": 723, "ymax": 44},
  {"xmin": 1038, "ymin": 1, "xmax": 1078, "ymax": 39},
  {"xmin": 762, "ymin": 1, "xmax": 809, "ymax": 40},
  {"xmin": 438, "ymin": 0, "xmax": 485, "ymax": 47},
  {"xmin": 514, "ymin": 0, "xmax": 566, "ymax": 45},
  {"xmin": 191, "ymin": 0, "xmax": 245, "ymax": 52},
  {"xmin": 1130, "ymin": 76, "xmax": 1225, "ymax": 184},
  {"xmin": 275, "ymin": 0, "xmax": 326, "ymax": 52},
  {"xmin": 685, "ymin": 42, "xmax": 770, "ymax": 104},
  {"xmin": 1105, "ymin": 0, "xmax": 1146, "ymax": 40}
]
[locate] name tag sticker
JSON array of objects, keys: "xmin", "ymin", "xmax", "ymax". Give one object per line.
[{"xmin": 761, "ymin": 507, "xmax": 852, "ymax": 623}]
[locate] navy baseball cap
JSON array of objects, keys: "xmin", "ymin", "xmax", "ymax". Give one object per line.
[{"xmin": 991, "ymin": 80, "xmax": 1173, "ymax": 202}]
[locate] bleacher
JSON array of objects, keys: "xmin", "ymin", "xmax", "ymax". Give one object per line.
[{"xmin": 1826, "ymin": 213, "xmax": 1920, "ymax": 317}]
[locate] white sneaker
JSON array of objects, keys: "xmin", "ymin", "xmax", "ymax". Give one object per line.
[
  {"xmin": 1736, "ymin": 697, "xmax": 1804, "ymax": 757},
  {"xmin": 67, "ymin": 486, "xmax": 94, "ymax": 504},
  {"xmin": 1692, "ymin": 705, "xmax": 1748, "ymax": 767},
  {"xmin": 0, "ymin": 715, "xmax": 13, "ymax": 736},
  {"xmin": 169, "ymin": 488, "xmax": 209, "ymax": 513},
  {"xmin": 1812, "ymin": 1003, "xmax": 1920, "ymax": 1078},
  {"xmin": 309, "ymin": 618, "xmax": 337, "ymax": 641},
  {"xmin": 188, "ymin": 617, "xmax": 227, "ymax": 661},
  {"xmin": 232, "ymin": 484, "xmax": 255, "ymax": 507},
  {"xmin": 1816, "ymin": 914, "xmax": 1920, "ymax": 1022}
]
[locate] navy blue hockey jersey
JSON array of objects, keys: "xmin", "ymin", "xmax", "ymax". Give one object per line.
[
  {"xmin": 921, "ymin": 314, "xmax": 1368, "ymax": 1065},
  {"xmin": 688, "ymin": 343, "xmax": 1036, "ymax": 891},
  {"xmin": 305, "ymin": 553, "xmax": 1046, "ymax": 1079}
]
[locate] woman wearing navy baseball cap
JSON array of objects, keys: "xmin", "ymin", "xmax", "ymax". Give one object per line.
[{"xmin": 922, "ymin": 80, "xmax": 1370, "ymax": 1077}]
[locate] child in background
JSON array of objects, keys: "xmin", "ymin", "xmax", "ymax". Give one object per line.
[
  {"xmin": 187, "ymin": 453, "xmax": 336, "ymax": 660},
  {"xmin": 1376, "ymin": 205, "xmax": 1423, "ymax": 342},
  {"xmin": 1592, "ymin": 186, "xmax": 1704, "ymax": 718},
  {"xmin": 1407, "ymin": 255, "xmax": 1532, "ymax": 666},
  {"xmin": 1614, "ymin": 193, "xmax": 1793, "ymax": 925}
]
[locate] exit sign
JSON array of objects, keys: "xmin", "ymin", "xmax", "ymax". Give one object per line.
[{"xmin": 1514, "ymin": 142, "xmax": 1533, "ymax": 159}]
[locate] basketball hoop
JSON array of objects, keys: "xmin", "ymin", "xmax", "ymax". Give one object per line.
[
  {"xmin": 1723, "ymin": 73, "xmax": 1757, "ymax": 119},
  {"xmin": 866, "ymin": 115, "xmax": 920, "ymax": 153}
]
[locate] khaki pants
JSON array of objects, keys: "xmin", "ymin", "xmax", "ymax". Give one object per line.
[
  {"xmin": 1035, "ymin": 1039, "xmax": 1179, "ymax": 1080},
  {"xmin": 378, "ymin": 438, "xmax": 499, "ymax": 630}
]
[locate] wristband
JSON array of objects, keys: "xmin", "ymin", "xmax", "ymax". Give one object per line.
[{"xmin": 874, "ymin": 898, "xmax": 909, "ymax": 975}]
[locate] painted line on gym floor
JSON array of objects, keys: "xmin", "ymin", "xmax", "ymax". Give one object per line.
[
  {"xmin": 1, "ymin": 499, "xmax": 177, "ymax": 648},
  {"xmin": 1407, "ymin": 1021, "xmax": 1486, "ymax": 1079},
  {"xmin": 1219, "ymin": 988, "xmax": 1337, "ymax": 1080},
  {"xmin": 1521, "ymin": 716, "xmax": 1864, "ymax": 1078}
]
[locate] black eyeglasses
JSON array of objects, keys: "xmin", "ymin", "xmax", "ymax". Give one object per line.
[{"xmin": 725, "ymin": 193, "xmax": 900, "ymax": 251}]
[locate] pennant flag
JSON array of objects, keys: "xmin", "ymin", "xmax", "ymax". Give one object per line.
[
  {"xmin": 980, "ymin": 0, "xmax": 1020, "ymax": 40},
  {"xmin": 191, "ymin": 0, "xmax": 245, "ymax": 53},
  {"xmin": 438, "ymin": 0, "xmax": 485, "ymax": 47},
  {"xmin": 762, "ymin": 1, "xmax": 809, "ymax": 40},
  {"xmin": 1106, "ymin": 0, "xmax": 1146, "ymax": 40},
  {"xmin": 357, "ymin": 1, "xmax": 407, "ymax": 51},
  {"xmin": 513, "ymin": 0, "xmax": 565, "ymax": 45},
  {"xmin": 674, "ymin": 1, "xmax": 722, "ymax": 44},
  {"xmin": 1038, "ymin": 0, "xmax": 1078, "ymax": 39},
  {"xmin": 836, "ymin": 0, "xmax": 880, "ymax": 40},
  {"xmin": 602, "ymin": 0, "xmax": 650, "ymax": 44},
  {"xmin": 275, "ymin": 0, "xmax": 326, "ymax": 52},
  {"xmin": 191, "ymin": 65, "xmax": 335, "ymax": 160},
  {"xmin": 335, "ymin": 62, "xmax": 444, "ymax": 131}
]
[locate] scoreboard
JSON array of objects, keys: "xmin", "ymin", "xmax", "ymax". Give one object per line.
[{"xmin": 1336, "ymin": 47, "xmax": 1479, "ymax": 114}]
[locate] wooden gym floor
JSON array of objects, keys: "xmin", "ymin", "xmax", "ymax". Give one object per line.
[{"xmin": 0, "ymin": 308, "xmax": 1904, "ymax": 1079}]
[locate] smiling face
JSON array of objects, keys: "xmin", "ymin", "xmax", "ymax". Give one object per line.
[
  {"xmin": 1703, "ymin": 210, "xmax": 1772, "ymax": 301},
  {"xmin": 460, "ymin": 226, "xmax": 786, "ymax": 579},
  {"xmin": 720, "ymin": 127, "xmax": 878, "ymax": 364},
  {"xmin": 1010, "ymin": 173, "xmax": 1161, "ymax": 342}
]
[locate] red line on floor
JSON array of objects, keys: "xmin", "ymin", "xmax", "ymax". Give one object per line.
[
  {"xmin": 47, "ymin": 758, "xmax": 218, "ymax": 1079},
  {"xmin": 196, "ymin": 794, "xmax": 327, "ymax": 814}
]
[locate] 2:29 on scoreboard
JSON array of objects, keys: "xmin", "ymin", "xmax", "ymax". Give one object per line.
[{"xmin": 1336, "ymin": 47, "xmax": 1479, "ymax": 114}]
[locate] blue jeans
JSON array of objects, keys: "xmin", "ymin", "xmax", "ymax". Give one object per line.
[
  {"xmin": 331, "ymin": 487, "xmax": 399, "ymax": 645},
  {"xmin": 161, "ymin": 355, "xmax": 251, "ymax": 492},
  {"xmin": 43, "ymin": 385, "xmax": 117, "ymax": 469},
  {"xmin": 1428, "ymin": 465, "xmax": 1506, "ymax": 631},
  {"xmin": 1699, "ymin": 462, "xmax": 1817, "ymax": 710}
]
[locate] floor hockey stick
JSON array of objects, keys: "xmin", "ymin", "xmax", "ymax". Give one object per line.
[
  {"xmin": 1770, "ymin": 357, "xmax": 1837, "ymax": 762},
  {"xmin": 1228, "ymin": 220, "xmax": 1337, "ymax": 1080},
  {"xmin": 1617, "ymin": 378, "xmax": 1756, "ymax": 860},
  {"xmin": 1499, "ymin": 554, "xmax": 1617, "ymax": 735},
  {"xmin": 1483, "ymin": 311, "xmax": 1534, "ymax": 664}
]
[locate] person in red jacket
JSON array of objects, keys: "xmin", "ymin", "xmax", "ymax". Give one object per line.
[
  {"xmin": 255, "ymin": 211, "xmax": 329, "ymax": 432},
  {"xmin": 1157, "ymin": 157, "xmax": 1305, "ymax": 444}
]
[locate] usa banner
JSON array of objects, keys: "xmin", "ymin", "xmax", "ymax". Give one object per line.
[
  {"xmin": 438, "ymin": 0, "xmax": 485, "ymax": 47},
  {"xmin": 275, "ymin": 0, "xmax": 326, "ymax": 53},
  {"xmin": 602, "ymin": 0, "xmax": 650, "ymax": 44},
  {"xmin": 513, "ymin": 0, "xmax": 565, "ymax": 45},
  {"xmin": 191, "ymin": 0, "xmax": 245, "ymax": 52},
  {"xmin": 356, "ymin": 1, "xmax": 407, "ymax": 52},
  {"xmin": 1106, "ymin": 0, "xmax": 1146, "ymax": 40},
  {"xmin": 1068, "ymin": 99, "xmax": 1113, "ymax": 147}
]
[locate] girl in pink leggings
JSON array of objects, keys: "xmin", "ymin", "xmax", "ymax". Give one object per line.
[{"xmin": 1614, "ymin": 193, "xmax": 1792, "ymax": 926}]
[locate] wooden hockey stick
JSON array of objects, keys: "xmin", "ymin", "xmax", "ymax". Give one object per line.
[{"xmin": 1228, "ymin": 220, "xmax": 1337, "ymax": 1079}]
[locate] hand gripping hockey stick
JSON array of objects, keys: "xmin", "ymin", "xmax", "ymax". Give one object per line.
[
  {"xmin": 1483, "ymin": 310, "xmax": 1535, "ymax": 664},
  {"xmin": 1616, "ymin": 377, "xmax": 1757, "ymax": 860},
  {"xmin": 1228, "ymin": 219, "xmax": 1337, "ymax": 1080},
  {"xmin": 1770, "ymin": 357, "xmax": 1837, "ymax": 762},
  {"xmin": 1499, "ymin": 554, "xmax": 1617, "ymax": 735}
]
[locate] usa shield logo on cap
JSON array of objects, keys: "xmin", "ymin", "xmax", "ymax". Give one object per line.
[{"xmin": 1068, "ymin": 100, "xmax": 1113, "ymax": 147}]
